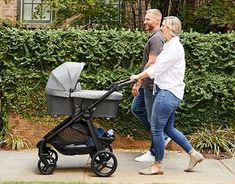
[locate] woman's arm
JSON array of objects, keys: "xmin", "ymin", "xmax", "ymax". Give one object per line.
[
  {"xmin": 146, "ymin": 39, "xmax": 184, "ymax": 79},
  {"xmin": 130, "ymin": 71, "xmax": 149, "ymax": 81}
]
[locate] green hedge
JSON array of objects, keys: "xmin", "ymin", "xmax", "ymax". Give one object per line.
[{"xmin": 0, "ymin": 27, "xmax": 234, "ymax": 139}]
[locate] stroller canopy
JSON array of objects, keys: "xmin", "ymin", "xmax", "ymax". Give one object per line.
[
  {"xmin": 46, "ymin": 62, "xmax": 124, "ymax": 117},
  {"xmin": 46, "ymin": 62, "xmax": 85, "ymax": 97}
]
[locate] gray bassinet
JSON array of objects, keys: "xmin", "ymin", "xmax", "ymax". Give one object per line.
[{"xmin": 45, "ymin": 62, "xmax": 123, "ymax": 118}]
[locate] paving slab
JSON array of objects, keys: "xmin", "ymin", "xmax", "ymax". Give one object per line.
[
  {"xmin": 84, "ymin": 150, "xmax": 235, "ymax": 184},
  {"xmin": 0, "ymin": 149, "xmax": 88, "ymax": 182},
  {"xmin": 220, "ymin": 157, "xmax": 235, "ymax": 175},
  {"xmin": 0, "ymin": 149, "xmax": 235, "ymax": 184}
]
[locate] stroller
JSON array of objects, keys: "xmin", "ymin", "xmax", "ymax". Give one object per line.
[{"xmin": 36, "ymin": 62, "xmax": 134, "ymax": 177}]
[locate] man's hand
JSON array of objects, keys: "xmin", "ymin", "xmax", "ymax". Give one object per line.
[
  {"xmin": 132, "ymin": 83, "xmax": 140, "ymax": 96},
  {"xmin": 131, "ymin": 79, "xmax": 142, "ymax": 96}
]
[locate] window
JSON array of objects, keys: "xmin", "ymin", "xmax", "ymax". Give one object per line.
[
  {"xmin": 19, "ymin": 0, "xmax": 52, "ymax": 23},
  {"xmin": 104, "ymin": 0, "xmax": 121, "ymax": 8}
]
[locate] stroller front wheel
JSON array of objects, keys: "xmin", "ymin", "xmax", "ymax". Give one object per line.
[
  {"xmin": 37, "ymin": 156, "xmax": 57, "ymax": 175},
  {"xmin": 91, "ymin": 150, "xmax": 117, "ymax": 177},
  {"xmin": 48, "ymin": 149, "xmax": 58, "ymax": 162},
  {"xmin": 104, "ymin": 144, "xmax": 113, "ymax": 152}
]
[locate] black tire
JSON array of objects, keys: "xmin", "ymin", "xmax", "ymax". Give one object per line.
[
  {"xmin": 48, "ymin": 149, "xmax": 58, "ymax": 162},
  {"xmin": 90, "ymin": 145, "xmax": 112, "ymax": 158},
  {"xmin": 91, "ymin": 150, "xmax": 117, "ymax": 177},
  {"xmin": 37, "ymin": 156, "xmax": 57, "ymax": 175}
]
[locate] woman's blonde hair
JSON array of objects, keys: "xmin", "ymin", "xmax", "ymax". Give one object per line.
[{"xmin": 163, "ymin": 16, "xmax": 182, "ymax": 36}]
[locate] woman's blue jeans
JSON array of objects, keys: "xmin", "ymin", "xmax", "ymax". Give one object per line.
[{"xmin": 151, "ymin": 89, "xmax": 193, "ymax": 162}]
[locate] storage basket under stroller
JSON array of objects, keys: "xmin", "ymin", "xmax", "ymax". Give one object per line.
[{"xmin": 37, "ymin": 62, "xmax": 134, "ymax": 177}]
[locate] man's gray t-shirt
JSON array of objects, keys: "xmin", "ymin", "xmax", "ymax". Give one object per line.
[{"xmin": 141, "ymin": 29, "xmax": 165, "ymax": 90}]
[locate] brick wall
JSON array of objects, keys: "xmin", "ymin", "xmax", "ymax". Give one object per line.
[
  {"xmin": 8, "ymin": 113, "xmax": 54, "ymax": 146},
  {"xmin": 0, "ymin": 0, "xmax": 17, "ymax": 21}
]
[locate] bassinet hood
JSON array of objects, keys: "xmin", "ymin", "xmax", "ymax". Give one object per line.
[{"xmin": 45, "ymin": 62, "xmax": 85, "ymax": 97}]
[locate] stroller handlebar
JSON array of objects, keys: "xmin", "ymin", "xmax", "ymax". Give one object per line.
[
  {"xmin": 106, "ymin": 79, "xmax": 136, "ymax": 90},
  {"xmin": 116, "ymin": 79, "xmax": 136, "ymax": 88},
  {"xmin": 113, "ymin": 78, "xmax": 130, "ymax": 85}
]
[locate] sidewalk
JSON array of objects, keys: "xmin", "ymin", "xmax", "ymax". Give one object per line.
[{"xmin": 0, "ymin": 149, "xmax": 235, "ymax": 184}]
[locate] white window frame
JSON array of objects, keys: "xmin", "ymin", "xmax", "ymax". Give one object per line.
[{"xmin": 19, "ymin": 0, "xmax": 53, "ymax": 24}]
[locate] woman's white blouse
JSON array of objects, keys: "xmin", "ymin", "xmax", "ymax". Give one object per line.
[{"xmin": 145, "ymin": 36, "xmax": 185, "ymax": 100}]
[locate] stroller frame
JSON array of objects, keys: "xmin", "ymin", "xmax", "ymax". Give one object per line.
[{"xmin": 37, "ymin": 78, "xmax": 135, "ymax": 177}]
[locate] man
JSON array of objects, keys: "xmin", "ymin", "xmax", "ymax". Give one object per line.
[{"xmin": 131, "ymin": 9, "xmax": 171, "ymax": 162}]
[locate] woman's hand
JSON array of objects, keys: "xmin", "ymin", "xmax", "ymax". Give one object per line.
[
  {"xmin": 130, "ymin": 74, "xmax": 140, "ymax": 81},
  {"xmin": 130, "ymin": 72, "xmax": 149, "ymax": 81}
]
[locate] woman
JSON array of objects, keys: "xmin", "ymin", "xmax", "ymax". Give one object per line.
[{"xmin": 131, "ymin": 16, "xmax": 204, "ymax": 175}]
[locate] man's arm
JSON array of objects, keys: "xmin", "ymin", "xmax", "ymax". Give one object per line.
[
  {"xmin": 132, "ymin": 54, "xmax": 155, "ymax": 97},
  {"xmin": 145, "ymin": 54, "xmax": 157, "ymax": 69},
  {"xmin": 145, "ymin": 35, "xmax": 163, "ymax": 69}
]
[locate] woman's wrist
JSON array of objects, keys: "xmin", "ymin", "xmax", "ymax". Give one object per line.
[{"xmin": 138, "ymin": 72, "xmax": 148, "ymax": 80}]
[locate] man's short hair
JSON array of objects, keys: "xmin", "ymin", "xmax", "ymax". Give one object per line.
[{"xmin": 146, "ymin": 9, "xmax": 162, "ymax": 21}]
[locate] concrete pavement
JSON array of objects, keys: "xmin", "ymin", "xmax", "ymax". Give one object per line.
[{"xmin": 0, "ymin": 149, "xmax": 235, "ymax": 184}]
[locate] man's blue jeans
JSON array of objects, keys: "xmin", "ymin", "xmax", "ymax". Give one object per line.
[
  {"xmin": 131, "ymin": 88, "xmax": 168, "ymax": 155},
  {"xmin": 131, "ymin": 88, "xmax": 153, "ymax": 131},
  {"xmin": 151, "ymin": 89, "xmax": 193, "ymax": 162}
]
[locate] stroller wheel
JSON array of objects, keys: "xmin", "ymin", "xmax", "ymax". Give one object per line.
[
  {"xmin": 91, "ymin": 150, "xmax": 117, "ymax": 177},
  {"xmin": 90, "ymin": 145, "xmax": 113, "ymax": 158},
  {"xmin": 90, "ymin": 145, "xmax": 112, "ymax": 158},
  {"xmin": 48, "ymin": 149, "xmax": 58, "ymax": 162},
  {"xmin": 106, "ymin": 145, "xmax": 113, "ymax": 152},
  {"xmin": 102, "ymin": 144, "xmax": 113, "ymax": 152},
  {"xmin": 37, "ymin": 156, "xmax": 57, "ymax": 175}
]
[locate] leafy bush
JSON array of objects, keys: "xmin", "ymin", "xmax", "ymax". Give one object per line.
[
  {"xmin": 190, "ymin": 127, "xmax": 235, "ymax": 158},
  {"xmin": 0, "ymin": 27, "xmax": 234, "ymax": 139},
  {"xmin": 2, "ymin": 132, "xmax": 32, "ymax": 150}
]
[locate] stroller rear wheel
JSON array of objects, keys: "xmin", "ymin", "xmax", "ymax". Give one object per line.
[
  {"xmin": 37, "ymin": 156, "xmax": 57, "ymax": 175},
  {"xmin": 91, "ymin": 150, "xmax": 117, "ymax": 177}
]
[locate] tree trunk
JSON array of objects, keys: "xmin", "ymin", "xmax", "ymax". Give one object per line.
[{"xmin": 150, "ymin": 0, "xmax": 170, "ymax": 17}]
